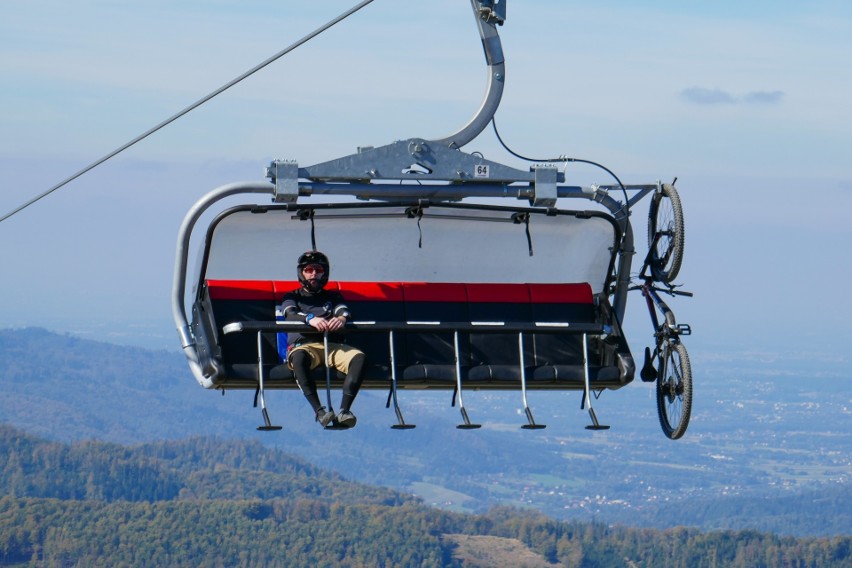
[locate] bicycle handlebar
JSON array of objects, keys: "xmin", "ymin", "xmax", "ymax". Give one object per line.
[{"xmin": 628, "ymin": 281, "xmax": 693, "ymax": 298}]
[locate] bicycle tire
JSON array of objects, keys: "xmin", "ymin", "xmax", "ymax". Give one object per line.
[
  {"xmin": 647, "ymin": 183, "xmax": 685, "ymax": 283},
  {"xmin": 656, "ymin": 340, "xmax": 692, "ymax": 439}
]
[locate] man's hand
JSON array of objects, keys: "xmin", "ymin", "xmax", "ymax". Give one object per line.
[
  {"xmin": 308, "ymin": 316, "xmax": 346, "ymax": 331},
  {"xmin": 325, "ymin": 315, "xmax": 346, "ymax": 331}
]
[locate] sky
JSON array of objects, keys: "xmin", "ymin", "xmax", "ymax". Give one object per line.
[{"xmin": 2, "ymin": 0, "xmax": 851, "ymax": 374}]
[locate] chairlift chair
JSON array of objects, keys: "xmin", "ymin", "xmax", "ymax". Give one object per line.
[{"xmin": 172, "ymin": 0, "xmax": 692, "ymax": 438}]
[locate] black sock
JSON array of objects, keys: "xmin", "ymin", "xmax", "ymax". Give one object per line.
[
  {"xmin": 340, "ymin": 353, "xmax": 366, "ymax": 412},
  {"xmin": 291, "ymin": 351, "xmax": 322, "ymax": 412}
]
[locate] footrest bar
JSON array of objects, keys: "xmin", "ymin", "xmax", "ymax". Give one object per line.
[
  {"xmin": 257, "ymin": 408, "xmax": 283, "ymax": 431},
  {"xmin": 585, "ymin": 407, "xmax": 610, "ymax": 431},
  {"xmin": 521, "ymin": 406, "xmax": 546, "ymax": 430},
  {"xmin": 457, "ymin": 407, "xmax": 481, "ymax": 430},
  {"xmin": 392, "ymin": 405, "xmax": 416, "ymax": 430}
]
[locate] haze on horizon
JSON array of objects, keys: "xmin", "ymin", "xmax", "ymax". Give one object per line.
[{"xmin": 1, "ymin": 1, "xmax": 850, "ymax": 363}]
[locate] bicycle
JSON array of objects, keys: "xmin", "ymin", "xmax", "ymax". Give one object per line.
[{"xmin": 631, "ymin": 183, "xmax": 693, "ymax": 439}]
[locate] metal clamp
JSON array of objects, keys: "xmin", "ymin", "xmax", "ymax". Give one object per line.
[
  {"xmin": 532, "ymin": 164, "xmax": 558, "ymax": 207},
  {"xmin": 268, "ymin": 160, "xmax": 299, "ymax": 203}
]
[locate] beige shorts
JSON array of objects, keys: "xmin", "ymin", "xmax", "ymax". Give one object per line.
[{"xmin": 287, "ymin": 341, "xmax": 363, "ymax": 375}]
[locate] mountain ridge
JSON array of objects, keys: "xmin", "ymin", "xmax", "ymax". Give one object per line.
[
  {"xmin": 1, "ymin": 326, "xmax": 850, "ymax": 538},
  {"xmin": 1, "ymin": 424, "xmax": 849, "ymax": 567}
]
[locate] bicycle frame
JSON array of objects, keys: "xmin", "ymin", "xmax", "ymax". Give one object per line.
[
  {"xmin": 641, "ymin": 281, "xmax": 691, "ymax": 350},
  {"xmin": 631, "ymin": 229, "xmax": 694, "ymax": 439},
  {"xmin": 635, "ymin": 231, "xmax": 692, "ymax": 351}
]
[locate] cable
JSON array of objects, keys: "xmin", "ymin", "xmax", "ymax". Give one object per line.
[
  {"xmin": 491, "ymin": 117, "xmax": 636, "ymax": 302},
  {"xmin": 0, "ymin": 0, "xmax": 376, "ymax": 225},
  {"xmin": 490, "ymin": 118, "xmax": 630, "ymax": 211}
]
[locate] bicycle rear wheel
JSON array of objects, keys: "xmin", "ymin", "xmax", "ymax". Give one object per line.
[
  {"xmin": 656, "ymin": 340, "xmax": 692, "ymax": 439},
  {"xmin": 647, "ymin": 183, "xmax": 685, "ymax": 283}
]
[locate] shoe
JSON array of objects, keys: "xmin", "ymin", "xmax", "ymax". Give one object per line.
[
  {"xmin": 336, "ymin": 410, "xmax": 357, "ymax": 428},
  {"xmin": 315, "ymin": 406, "xmax": 335, "ymax": 428}
]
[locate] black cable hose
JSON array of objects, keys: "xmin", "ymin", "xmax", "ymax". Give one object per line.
[{"xmin": 490, "ymin": 118, "xmax": 631, "ymax": 214}]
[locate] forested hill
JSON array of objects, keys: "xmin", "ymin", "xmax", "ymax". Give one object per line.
[
  {"xmin": 2, "ymin": 326, "xmax": 852, "ymax": 541},
  {"xmin": 0, "ymin": 424, "xmax": 411, "ymax": 505},
  {"xmin": 1, "ymin": 425, "xmax": 850, "ymax": 567}
]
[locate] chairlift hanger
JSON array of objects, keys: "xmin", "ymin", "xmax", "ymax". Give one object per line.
[{"xmin": 172, "ymin": 0, "xmax": 693, "ymax": 439}]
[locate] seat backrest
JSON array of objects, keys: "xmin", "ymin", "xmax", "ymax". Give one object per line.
[
  {"xmin": 528, "ymin": 283, "xmax": 595, "ymax": 365},
  {"xmin": 206, "ymin": 279, "xmax": 277, "ymax": 369},
  {"xmin": 203, "ymin": 279, "xmax": 598, "ymax": 373},
  {"xmin": 337, "ymin": 281, "xmax": 407, "ymax": 368},
  {"xmin": 527, "ymin": 283, "xmax": 595, "ymax": 321},
  {"xmin": 466, "ymin": 283, "xmax": 533, "ymax": 366},
  {"xmin": 402, "ymin": 282, "xmax": 469, "ymax": 365}
]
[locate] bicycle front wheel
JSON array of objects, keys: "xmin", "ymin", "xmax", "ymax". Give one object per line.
[
  {"xmin": 647, "ymin": 183, "xmax": 685, "ymax": 283},
  {"xmin": 656, "ymin": 341, "xmax": 692, "ymax": 439}
]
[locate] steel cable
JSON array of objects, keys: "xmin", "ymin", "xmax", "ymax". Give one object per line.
[{"xmin": 0, "ymin": 0, "xmax": 376, "ymax": 225}]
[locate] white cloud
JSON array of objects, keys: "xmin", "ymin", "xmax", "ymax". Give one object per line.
[
  {"xmin": 743, "ymin": 90, "xmax": 785, "ymax": 105},
  {"xmin": 680, "ymin": 87, "xmax": 785, "ymax": 106},
  {"xmin": 680, "ymin": 87, "xmax": 738, "ymax": 105}
]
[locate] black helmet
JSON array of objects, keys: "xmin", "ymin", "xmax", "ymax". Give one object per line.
[{"xmin": 297, "ymin": 250, "xmax": 330, "ymax": 292}]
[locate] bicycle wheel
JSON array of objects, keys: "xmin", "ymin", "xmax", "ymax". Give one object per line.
[
  {"xmin": 656, "ymin": 340, "xmax": 692, "ymax": 439},
  {"xmin": 647, "ymin": 183, "xmax": 685, "ymax": 283}
]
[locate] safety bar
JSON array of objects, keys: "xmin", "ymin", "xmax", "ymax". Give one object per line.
[
  {"xmin": 227, "ymin": 319, "xmax": 609, "ymax": 431},
  {"xmin": 224, "ymin": 320, "xmax": 606, "ymax": 335}
]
